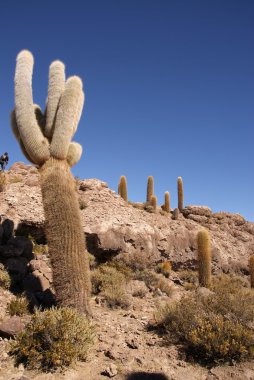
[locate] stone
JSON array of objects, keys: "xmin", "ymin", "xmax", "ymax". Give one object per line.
[
  {"xmin": 23, "ymin": 272, "xmax": 50, "ymax": 293},
  {"xmin": 102, "ymin": 363, "xmax": 118, "ymax": 377},
  {"xmin": 183, "ymin": 205, "xmax": 212, "ymax": 217},
  {"xmin": 0, "ymin": 316, "xmax": 29, "ymax": 338}
]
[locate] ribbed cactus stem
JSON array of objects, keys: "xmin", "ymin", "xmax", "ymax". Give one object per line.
[
  {"xmin": 177, "ymin": 176, "xmax": 184, "ymax": 212},
  {"xmin": 164, "ymin": 191, "xmax": 170, "ymax": 213},
  {"xmin": 119, "ymin": 176, "xmax": 128, "ymax": 201},
  {"xmin": 249, "ymin": 256, "xmax": 254, "ymax": 288},
  {"xmin": 13, "ymin": 50, "xmax": 90, "ymax": 314},
  {"xmin": 50, "ymin": 77, "xmax": 83, "ymax": 159},
  {"xmin": 40, "ymin": 158, "xmax": 91, "ymax": 314},
  {"xmin": 197, "ymin": 229, "xmax": 211, "ymax": 288},
  {"xmin": 151, "ymin": 195, "xmax": 157, "ymax": 211},
  {"xmin": 45, "ymin": 60, "xmax": 65, "ymax": 139},
  {"xmin": 14, "ymin": 50, "xmax": 50, "ymax": 165},
  {"xmin": 66, "ymin": 142, "xmax": 83, "ymax": 167},
  {"xmin": 146, "ymin": 176, "xmax": 154, "ymax": 203}
]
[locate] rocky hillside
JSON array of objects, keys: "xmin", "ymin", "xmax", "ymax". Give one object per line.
[
  {"xmin": 0, "ymin": 162, "xmax": 254, "ymax": 380},
  {"xmin": 1, "ymin": 162, "xmax": 254, "ymax": 275}
]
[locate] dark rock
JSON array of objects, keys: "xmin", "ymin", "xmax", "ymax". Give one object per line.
[
  {"xmin": 8, "ymin": 236, "xmax": 34, "ymax": 260},
  {"xmin": 5, "ymin": 257, "xmax": 28, "ymax": 279},
  {"xmin": 2, "ymin": 219, "xmax": 14, "ymax": 242},
  {"xmin": 0, "ymin": 245, "xmax": 23, "ymax": 258}
]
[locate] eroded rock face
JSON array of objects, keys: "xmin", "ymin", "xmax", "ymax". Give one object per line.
[{"xmin": 0, "ymin": 162, "xmax": 253, "ymax": 275}]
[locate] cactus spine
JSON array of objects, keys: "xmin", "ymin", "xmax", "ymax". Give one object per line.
[
  {"xmin": 177, "ymin": 176, "xmax": 184, "ymax": 212},
  {"xmin": 12, "ymin": 50, "xmax": 91, "ymax": 314},
  {"xmin": 197, "ymin": 229, "xmax": 211, "ymax": 288},
  {"xmin": 151, "ymin": 195, "xmax": 157, "ymax": 211},
  {"xmin": 119, "ymin": 176, "xmax": 128, "ymax": 201},
  {"xmin": 146, "ymin": 176, "xmax": 154, "ymax": 203},
  {"xmin": 164, "ymin": 191, "xmax": 170, "ymax": 213},
  {"xmin": 249, "ymin": 256, "xmax": 254, "ymax": 288}
]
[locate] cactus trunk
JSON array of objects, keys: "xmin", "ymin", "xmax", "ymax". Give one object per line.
[
  {"xmin": 197, "ymin": 229, "xmax": 211, "ymax": 288},
  {"xmin": 40, "ymin": 158, "xmax": 91, "ymax": 314}
]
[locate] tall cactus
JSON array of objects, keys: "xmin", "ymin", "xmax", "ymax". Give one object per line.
[
  {"xmin": 177, "ymin": 176, "xmax": 184, "ymax": 212},
  {"xmin": 12, "ymin": 50, "xmax": 91, "ymax": 314},
  {"xmin": 119, "ymin": 175, "xmax": 128, "ymax": 201},
  {"xmin": 146, "ymin": 175, "xmax": 154, "ymax": 203},
  {"xmin": 197, "ymin": 229, "xmax": 211, "ymax": 288},
  {"xmin": 164, "ymin": 191, "xmax": 170, "ymax": 213},
  {"xmin": 151, "ymin": 195, "xmax": 157, "ymax": 211},
  {"xmin": 249, "ymin": 256, "xmax": 254, "ymax": 288}
]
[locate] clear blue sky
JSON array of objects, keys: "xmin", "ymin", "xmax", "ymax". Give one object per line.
[{"xmin": 0, "ymin": 0, "xmax": 253, "ymax": 221}]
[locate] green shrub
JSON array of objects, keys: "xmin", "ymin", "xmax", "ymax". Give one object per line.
[
  {"xmin": 156, "ymin": 274, "xmax": 254, "ymax": 363},
  {"xmin": 7, "ymin": 296, "xmax": 29, "ymax": 316},
  {"xmin": 0, "ymin": 263, "xmax": 11, "ymax": 289},
  {"xmin": 10, "ymin": 307, "xmax": 94, "ymax": 371},
  {"xmin": 92, "ymin": 265, "xmax": 130, "ymax": 309}
]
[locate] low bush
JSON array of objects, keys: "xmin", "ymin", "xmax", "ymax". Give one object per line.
[
  {"xmin": 157, "ymin": 261, "xmax": 172, "ymax": 278},
  {"xmin": 156, "ymin": 274, "xmax": 254, "ymax": 363},
  {"xmin": 92, "ymin": 265, "xmax": 130, "ymax": 309},
  {"xmin": 10, "ymin": 307, "xmax": 94, "ymax": 371},
  {"xmin": 0, "ymin": 263, "xmax": 11, "ymax": 289},
  {"xmin": 7, "ymin": 295, "xmax": 29, "ymax": 316}
]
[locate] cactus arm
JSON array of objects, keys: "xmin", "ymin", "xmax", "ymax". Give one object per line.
[
  {"xmin": 50, "ymin": 76, "xmax": 83, "ymax": 159},
  {"xmin": 45, "ymin": 61, "xmax": 65, "ymax": 140},
  {"xmin": 40, "ymin": 158, "xmax": 91, "ymax": 314},
  {"xmin": 72, "ymin": 90, "xmax": 85, "ymax": 136},
  {"xmin": 67, "ymin": 142, "xmax": 83, "ymax": 167},
  {"xmin": 10, "ymin": 110, "xmax": 37, "ymax": 164},
  {"xmin": 14, "ymin": 50, "xmax": 50, "ymax": 164}
]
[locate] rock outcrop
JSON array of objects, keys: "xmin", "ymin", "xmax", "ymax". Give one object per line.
[{"xmin": 0, "ymin": 162, "xmax": 253, "ymax": 277}]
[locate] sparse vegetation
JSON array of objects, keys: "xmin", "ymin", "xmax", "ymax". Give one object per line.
[
  {"xmin": 92, "ymin": 265, "xmax": 130, "ymax": 309},
  {"xmin": 155, "ymin": 274, "xmax": 254, "ymax": 363},
  {"xmin": 10, "ymin": 307, "xmax": 94, "ymax": 371},
  {"xmin": 0, "ymin": 263, "xmax": 11, "ymax": 289},
  {"xmin": 157, "ymin": 261, "xmax": 172, "ymax": 278},
  {"xmin": 7, "ymin": 295, "xmax": 29, "ymax": 316},
  {"xmin": 28, "ymin": 235, "xmax": 48, "ymax": 256}
]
